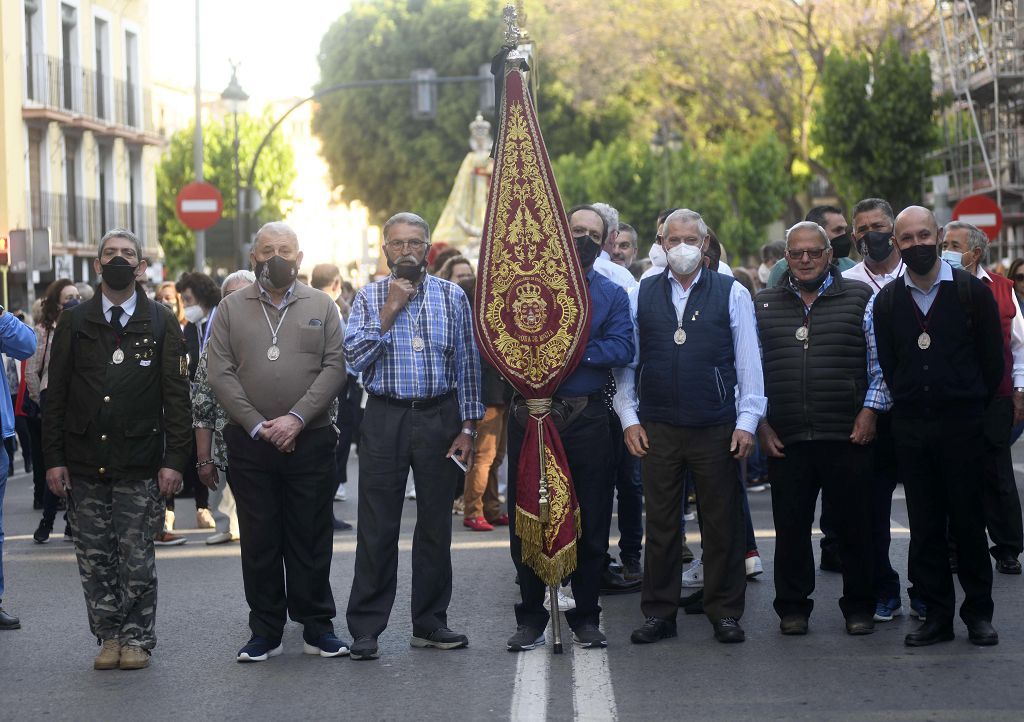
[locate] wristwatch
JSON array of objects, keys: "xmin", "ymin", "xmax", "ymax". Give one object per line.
[{"xmin": 461, "ymin": 427, "xmax": 478, "ymax": 439}]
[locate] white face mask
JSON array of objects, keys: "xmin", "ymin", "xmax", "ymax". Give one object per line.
[
  {"xmin": 649, "ymin": 242, "xmax": 667, "ymax": 268},
  {"xmin": 183, "ymin": 304, "xmax": 205, "ymax": 324},
  {"xmin": 667, "ymin": 242, "xmax": 704, "ymax": 277},
  {"xmin": 757, "ymin": 263, "xmax": 771, "ymax": 284}
]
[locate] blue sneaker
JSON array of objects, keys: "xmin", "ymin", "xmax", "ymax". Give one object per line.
[
  {"xmin": 909, "ymin": 598, "xmax": 927, "ymax": 622},
  {"xmin": 303, "ymin": 632, "xmax": 351, "ymax": 658},
  {"xmin": 873, "ymin": 597, "xmax": 903, "ymax": 622},
  {"xmin": 237, "ymin": 635, "xmax": 283, "ymax": 662}
]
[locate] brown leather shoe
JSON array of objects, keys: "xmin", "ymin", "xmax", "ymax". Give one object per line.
[
  {"xmin": 94, "ymin": 639, "xmax": 121, "ymax": 670},
  {"xmin": 119, "ymin": 644, "xmax": 151, "ymax": 670}
]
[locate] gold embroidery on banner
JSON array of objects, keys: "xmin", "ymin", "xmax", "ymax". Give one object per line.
[
  {"xmin": 542, "ymin": 446, "xmax": 570, "ymax": 549},
  {"xmin": 482, "ymin": 101, "xmax": 583, "ymax": 387}
]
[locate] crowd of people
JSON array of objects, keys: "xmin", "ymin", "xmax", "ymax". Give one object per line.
[{"xmin": 0, "ymin": 194, "xmax": 1020, "ymax": 668}]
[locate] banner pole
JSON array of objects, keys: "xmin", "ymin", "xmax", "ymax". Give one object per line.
[{"xmin": 549, "ymin": 585, "xmax": 563, "ymax": 654}]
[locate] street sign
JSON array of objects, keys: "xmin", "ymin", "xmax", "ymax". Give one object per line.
[
  {"xmin": 952, "ymin": 194, "xmax": 1003, "ymax": 241},
  {"xmin": 175, "ymin": 181, "xmax": 224, "ymax": 231}
]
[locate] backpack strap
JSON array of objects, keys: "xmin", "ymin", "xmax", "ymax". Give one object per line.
[{"xmin": 953, "ymin": 267, "xmax": 974, "ymax": 333}]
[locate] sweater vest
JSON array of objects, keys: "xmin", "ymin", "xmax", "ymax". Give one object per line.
[
  {"xmin": 754, "ymin": 273, "xmax": 873, "ymax": 445},
  {"xmin": 636, "ymin": 269, "xmax": 736, "ymax": 427},
  {"xmin": 983, "ymin": 272, "xmax": 1015, "ymax": 397}
]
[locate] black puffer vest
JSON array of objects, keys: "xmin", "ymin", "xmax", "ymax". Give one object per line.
[{"xmin": 754, "ymin": 271, "xmax": 874, "ymax": 444}]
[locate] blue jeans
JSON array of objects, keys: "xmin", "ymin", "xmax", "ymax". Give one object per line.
[{"xmin": 0, "ymin": 440, "xmax": 9, "ymax": 601}]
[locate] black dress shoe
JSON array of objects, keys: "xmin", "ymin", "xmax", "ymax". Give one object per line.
[
  {"xmin": 904, "ymin": 620, "xmax": 954, "ymax": 647},
  {"xmin": 780, "ymin": 614, "xmax": 809, "ymax": 635},
  {"xmin": 995, "ymin": 557, "xmax": 1022, "ymax": 575},
  {"xmin": 845, "ymin": 613, "xmax": 875, "ymax": 636},
  {"xmin": 679, "ymin": 589, "xmax": 704, "ymax": 615},
  {"xmin": 630, "ymin": 617, "xmax": 677, "ymax": 644},
  {"xmin": 600, "ymin": 567, "xmax": 641, "ymax": 595},
  {"xmin": 713, "ymin": 617, "xmax": 745, "ymax": 643},
  {"xmin": 966, "ymin": 619, "xmax": 999, "ymax": 646},
  {"xmin": 0, "ymin": 607, "xmax": 21, "ymax": 630},
  {"xmin": 620, "ymin": 556, "xmax": 642, "ymax": 582}
]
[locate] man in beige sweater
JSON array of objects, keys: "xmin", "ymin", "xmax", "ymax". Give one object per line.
[{"xmin": 207, "ymin": 222, "xmax": 348, "ymax": 662}]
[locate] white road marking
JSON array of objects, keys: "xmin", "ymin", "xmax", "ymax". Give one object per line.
[
  {"xmin": 571, "ymin": 620, "xmax": 617, "ymax": 722},
  {"xmin": 510, "ymin": 622, "xmax": 550, "ymax": 722}
]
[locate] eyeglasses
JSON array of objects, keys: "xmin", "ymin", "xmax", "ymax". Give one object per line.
[
  {"xmin": 786, "ymin": 248, "xmax": 828, "ymax": 260},
  {"xmin": 385, "ymin": 239, "xmax": 427, "ymax": 252}
]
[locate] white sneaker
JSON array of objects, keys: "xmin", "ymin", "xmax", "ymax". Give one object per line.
[
  {"xmin": 681, "ymin": 559, "xmax": 704, "ymax": 588},
  {"xmin": 334, "ymin": 485, "xmax": 347, "ymax": 502},
  {"xmin": 683, "ymin": 511, "xmax": 696, "ymax": 522},
  {"xmin": 206, "ymin": 532, "xmax": 240, "ymax": 545},
  {"xmin": 196, "ymin": 508, "xmax": 215, "ymax": 529},
  {"xmin": 543, "ymin": 587, "xmax": 576, "ymax": 611},
  {"xmin": 745, "ymin": 554, "xmax": 764, "ymax": 579}
]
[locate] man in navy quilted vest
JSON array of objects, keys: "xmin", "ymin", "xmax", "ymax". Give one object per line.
[
  {"xmin": 615, "ymin": 208, "xmax": 766, "ymax": 645},
  {"xmin": 755, "ymin": 221, "xmax": 889, "ymax": 638}
]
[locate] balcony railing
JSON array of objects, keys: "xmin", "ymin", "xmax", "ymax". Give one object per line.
[
  {"xmin": 28, "ymin": 191, "xmax": 157, "ymax": 251},
  {"xmin": 23, "ymin": 53, "xmax": 152, "ymax": 132}
]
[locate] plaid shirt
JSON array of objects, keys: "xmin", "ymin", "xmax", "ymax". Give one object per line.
[{"xmin": 345, "ymin": 275, "xmax": 484, "ymax": 421}]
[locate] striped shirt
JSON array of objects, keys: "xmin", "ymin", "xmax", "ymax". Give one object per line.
[{"xmin": 344, "ymin": 274, "xmax": 484, "ymax": 421}]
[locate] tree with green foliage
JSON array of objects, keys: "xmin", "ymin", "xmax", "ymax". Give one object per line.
[
  {"xmin": 156, "ymin": 114, "xmax": 296, "ymax": 273},
  {"xmin": 312, "ymin": 0, "xmax": 630, "ymax": 226},
  {"xmin": 812, "ymin": 38, "xmax": 939, "ymax": 212}
]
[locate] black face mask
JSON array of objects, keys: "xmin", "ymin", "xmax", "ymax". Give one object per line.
[
  {"xmin": 255, "ymin": 254, "xmax": 298, "ymax": 290},
  {"xmin": 387, "ymin": 255, "xmax": 427, "ymax": 282},
  {"xmin": 575, "ymin": 235, "xmax": 601, "ymax": 270},
  {"xmin": 101, "ymin": 256, "xmax": 138, "ymax": 291},
  {"xmin": 794, "ymin": 267, "xmax": 831, "ymax": 292},
  {"xmin": 859, "ymin": 230, "xmax": 894, "ymax": 262},
  {"xmin": 62, "ymin": 299, "xmax": 81, "ymax": 311},
  {"xmin": 830, "ymin": 232, "xmax": 852, "ymax": 259},
  {"xmin": 900, "ymin": 243, "xmax": 938, "ymax": 276}
]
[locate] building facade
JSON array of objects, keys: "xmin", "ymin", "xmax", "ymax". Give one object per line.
[{"xmin": 0, "ymin": 0, "xmax": 162, "ymax": 309}]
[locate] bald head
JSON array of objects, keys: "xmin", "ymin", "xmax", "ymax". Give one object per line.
[{"xmin": 894, "ymin": 206, "xmax": 941, "ymax": 250}]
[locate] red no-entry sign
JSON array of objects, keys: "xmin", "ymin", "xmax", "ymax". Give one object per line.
[
  {"xmin": 175, "ymin": 181, "xmax": 224, "ymax": 231},
  {"xmin": 952, "ymin": 194, "xmax": 1003, "ymax": 241}
]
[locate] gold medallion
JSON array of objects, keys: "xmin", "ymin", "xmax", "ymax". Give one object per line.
[
  {"xmin": 917, "ymin": 332, "xmax": 931, "ymax": 350},
  {"xmin": 673, "ymin": 328, "xmax": 687, "ymax": 346}
]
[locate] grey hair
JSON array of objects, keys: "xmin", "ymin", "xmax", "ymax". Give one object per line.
[
  {"xmin": 944, "ymin": 220, "xmax": 989, "ymax": 263},
  {"xmin": 618, "ymin": 222, "xmax": 638, "ymax": 248},
  {"xmin": 97, "ymin": 227, "xmax": 141, "ymax": 258},
  {"xmin": 663, "ymin": 208, "xmax": 708, "ymax": 238},
  {"xmin": 221, "ymin": 269, "xmax": 256, "ymax": 296},
  {"xmin": 383, "ymin": 212, "xmax": 431, "ymax": 244},
  {"xmin": 591, "ymin": 203, "xmax": 619, "ymax": 241},
  {"xmin": 254, "ymin": 221, "xmax": 298, "ymax": 247},
  {"xmin": 786, "ymin": 221, "xmax": 831, "ymax": 248}
]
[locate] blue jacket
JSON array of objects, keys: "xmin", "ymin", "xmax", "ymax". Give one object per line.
[
  {"xmin": 559, "ymin": 270, "xmax": 634, "ymax": 397},
  {"xmin": 0, "ymin": 312, "xmax": 38, "ymax": 438}
]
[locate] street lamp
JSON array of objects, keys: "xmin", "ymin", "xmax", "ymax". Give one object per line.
[
  {"xmin": 650, "ymin": 122, "xmax": 681, "ymax": 209},
  {"xmin": 221, "ymin": 64, "xmax": 248, "ymax": 267}
]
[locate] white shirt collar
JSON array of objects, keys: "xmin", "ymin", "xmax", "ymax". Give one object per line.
[
  {"xmin": 973, "ymin": 265, "xmax": 991, "ymax": 282},
  {"xmin": 101, "ymin": 289, "xmax": 138, "ymax": 321}
]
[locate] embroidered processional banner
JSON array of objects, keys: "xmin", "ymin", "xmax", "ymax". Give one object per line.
[{"xmin": 474, "ymin": 61, "xmax": 590, "ymax": 586}]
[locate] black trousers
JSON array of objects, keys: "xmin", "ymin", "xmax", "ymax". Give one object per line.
[
  {"xmin": 508, "ymin": 398, "xmax": 610, "ymax": 632},
  {"xmin": 893, "ymin": 415, "xmax": 993, "ymax": 625},
  {"xmin": 981, "ymin": 396, "xmax": 1024, "ymax": 561},
  {"xmin": 346, "ymin": 395, "xmax": 461, "ymax": 639},
  {"xmin": 769, "ymin": 441, "xmax": 874, "ymax": 619},
  {"xmin": 869, "ymin": 413, "xmax": 903, "ymax": 601},
  {"xmin": 335, "ymin": 374, "xmax": 364, "ymax": 486},
  {"xmin": 607, "ymin": 408, "xmax": 643, "ymax": 562},
  {"xmin": 641, "ymin": 421, "xmax": 746, "ymax": 622},
  {"xmin": 224, "ymin": 424, "xmax": 338, "ymax": 640}
]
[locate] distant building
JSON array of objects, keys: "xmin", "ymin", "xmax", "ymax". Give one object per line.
[{"xmin": 0, "ymin": 0, "xmax": 164, "ymax": 309}]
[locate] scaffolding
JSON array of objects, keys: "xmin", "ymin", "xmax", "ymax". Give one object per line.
[{"xmin": 933, "ymin": 0, "xmax": 1024, "ymax": 260}]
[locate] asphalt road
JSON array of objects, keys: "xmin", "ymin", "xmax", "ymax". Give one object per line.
[{"xmin": 2, "ymin": 443, "xmax": 1024, "ymax": 721}]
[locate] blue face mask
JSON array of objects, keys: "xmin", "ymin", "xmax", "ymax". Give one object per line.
[{"xmin": 940, "ymin": 249, "xmax": 964, "ymax": 270}]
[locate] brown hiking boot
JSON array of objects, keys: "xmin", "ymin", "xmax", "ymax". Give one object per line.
[
  {"xmin": 119, "ymin": 644, "xmax": 151, "ymax": 670},
  {"xmin": 94, "ymin": 639, "xmax": 121, "ymax": 670}
]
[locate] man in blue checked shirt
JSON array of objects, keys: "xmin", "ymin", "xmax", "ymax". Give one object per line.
[
  {"xmin": 344, "ymin": 212, "xmax": 484, "ymax": 661},
  {"xmin": 754, "ymin": 221, "xmax": 891, "ymax": 639}
]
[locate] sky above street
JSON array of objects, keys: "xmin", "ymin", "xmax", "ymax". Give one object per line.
[{"xmin": 150, "ymin": 0, "xmax": 351, "ymax": 105}]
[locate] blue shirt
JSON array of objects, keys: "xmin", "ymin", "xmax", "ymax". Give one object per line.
[
  {"xmin": 345, "ymin": 274, "xmax": 484, "ymax": 421},
  {"xmin": 559, "ymin": 270, "xmax": 634, "ymax": 398},
  {"xmin": 905, "ymin": 259, "xmax": 954, "ymax": 315},
  {"xmin": 0, "ymin": 313, "xmax": 38, "ymax": 438}
]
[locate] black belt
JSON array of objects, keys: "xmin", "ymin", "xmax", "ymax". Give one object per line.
[{"xmin": 369, "ymin": 389, "xmax": 455, "ymax": 410}]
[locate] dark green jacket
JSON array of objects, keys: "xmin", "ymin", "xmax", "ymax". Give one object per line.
[{"xmin": 42, "ymin": 285, "xmax": 193, "ymax": 478}]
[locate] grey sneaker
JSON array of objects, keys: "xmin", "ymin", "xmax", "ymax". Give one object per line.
[
  {"xmin": 350, "ymin": 636, "xmax": 379, "ymax": 660},
  {"xmin": 572, "ymin": 624, "xmax": 607, "ymax": 648},
  {"xmin": 411, "ymin": 626, "xmax": 468, "ymax": 650},
  {"xmin": 507, "ymin": 625, "xmax": 545, "ymax": 652}
]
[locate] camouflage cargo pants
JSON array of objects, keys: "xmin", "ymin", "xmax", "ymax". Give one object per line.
[{"xmin": 68, "ymin": 476, "xmax": 161, "ymax": 649}]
